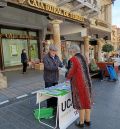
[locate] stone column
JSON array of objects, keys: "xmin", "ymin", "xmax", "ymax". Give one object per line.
[
  {"xmin": 50, "ymin": 20, "xmax": 63, "ymax": 60},
  {"xmin": 97, "ymin": 39, "xmax": 103, "ymax": 62},
  {"xmin": 83, "ymin": 36, "xmax": 90, "ymax": 63}
]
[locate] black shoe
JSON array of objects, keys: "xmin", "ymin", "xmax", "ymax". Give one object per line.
[
  {"xmin": 84, "ymin": 121, "xmax": 91, "ymax": 126},
  {"xmin": 75, "ymin": 121, "xmax": 84, "ymax": 128}
]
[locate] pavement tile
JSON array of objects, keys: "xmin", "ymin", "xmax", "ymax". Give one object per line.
[
  {"xmin": 0, "ymin": 123, "xmax": 19, "ymax": 129},
  {"xmin": 0, "ymin": 117, "xmax": 8, "ymax": 125},
  {"xmin": 0, "ymin": 94, "xmax": 8, "ymax": 102},
  {"xmin": 0, "ymin": 110, "xmax": 42, "ymax": 129}
]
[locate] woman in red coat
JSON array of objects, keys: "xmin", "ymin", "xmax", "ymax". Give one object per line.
[{"xmin": 66, "ymin": 45, "xmax": 92, "ymax": 128}]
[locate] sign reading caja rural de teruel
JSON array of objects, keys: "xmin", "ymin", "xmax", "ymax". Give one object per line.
[{"xmin": 18, "ymin": 0, "xmax": 84, "ymax": 22}]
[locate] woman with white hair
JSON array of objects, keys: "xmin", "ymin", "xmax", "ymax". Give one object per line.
[{"xmin": 66, "ymin": 44, "xmax": 92, "ymax": 128}]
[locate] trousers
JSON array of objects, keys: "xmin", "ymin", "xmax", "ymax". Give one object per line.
[
  {"xmin": 45, "ymin": 82, "xmax": 58, "ymax": 108},
  {"xmin": 23, "ymin": 62, "xmax": 27, "ymax": 73}
]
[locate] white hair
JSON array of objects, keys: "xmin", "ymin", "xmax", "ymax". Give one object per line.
[{"xmin": 69, "ymin": 44, "xmax": 80, "ymax": 53}]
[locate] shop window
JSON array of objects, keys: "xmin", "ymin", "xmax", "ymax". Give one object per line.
[
  {"xmin": 2, "ymin": 39, "xmax": 28, "ymax": 67},
  {"xmin": 1, "ymin": 29, "xmax": 38, "ymax": 68},
  {"xmin": 29, "ymin": 31, "xmax": 37, "ymax": 36},
  {"xmin": 29, "ymin": 40, "xmax": 38, "ymax": 61}
]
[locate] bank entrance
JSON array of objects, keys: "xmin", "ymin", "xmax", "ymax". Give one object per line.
[{"xmin": 0, "ymin": 28, "xmax": 39, "ymax": 70}]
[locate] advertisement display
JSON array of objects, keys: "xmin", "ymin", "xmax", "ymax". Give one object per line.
[
  {"xmin": 58, "ymin": 93, "xmax": 79, "ymax": 129},
  {"xmin": 10, "ymin": 44, "xmax": 18, "ymax": 56}
]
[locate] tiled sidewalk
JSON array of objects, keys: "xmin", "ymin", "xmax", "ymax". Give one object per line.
[
  {"xmin": 0, "ymin": 69, "xmax": 65, "ymax": 106},
  {"xmin": 0, "ymin": 77, "xmax": 120, "ymax": 129}
]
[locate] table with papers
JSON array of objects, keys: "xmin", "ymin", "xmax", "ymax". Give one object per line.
[{"xmin": 36, "ymin": 83, "xmax": 79, "ymax": 129}]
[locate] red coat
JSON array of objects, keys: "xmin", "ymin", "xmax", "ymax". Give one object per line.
[{"xmin": 67, "ymin": 53, "xmax": 92, "ymax": 109}]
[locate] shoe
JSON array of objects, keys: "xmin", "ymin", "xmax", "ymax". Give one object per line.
[
  {"xmin": 75, "ymin": 121, "xmax": 84, "ymax": 128},
  {"xmin": 84, "ymin": 121, "xmax": 91, "ymax": 126}
]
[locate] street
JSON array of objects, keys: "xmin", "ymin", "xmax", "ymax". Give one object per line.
[{"xmin": 0, "ymin": 78, "xmax": 120, "ymax": 129}]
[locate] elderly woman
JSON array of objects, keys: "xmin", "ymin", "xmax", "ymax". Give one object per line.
[{"xmin": 66, "ymin": 45, "xmax": 92, "ymax": 128}]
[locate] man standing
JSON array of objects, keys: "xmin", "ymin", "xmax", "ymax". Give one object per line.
[{"xmin": 43, "ymin": 44, "xmax": 63, "ymax": 108}]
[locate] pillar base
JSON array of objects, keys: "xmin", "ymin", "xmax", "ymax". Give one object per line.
[{"xmin": 0, "ymin": 73, "xmax": 7, "ymax": 90}]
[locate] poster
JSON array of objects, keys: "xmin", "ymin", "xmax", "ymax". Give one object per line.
[
  {"xmin": 10, "ymin": 45, "xmax": 18, "ymax": 56},
  {"xmin": 58, "ymin": 93, "xmax": 79, "ymax": 129}
]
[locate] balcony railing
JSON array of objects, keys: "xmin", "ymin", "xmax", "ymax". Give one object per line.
[
  {"xmin": 75, "ymin": 0, "xmax": 100, "ymax": 15},
  {"xmin": 57, "ymin": 0, "xmax": 100, "ymax": 17}
]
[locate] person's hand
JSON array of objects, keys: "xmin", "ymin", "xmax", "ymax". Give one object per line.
[
  {"xmin": 65, "ymin": 80, "xmax": 70, "ymax": 86},
  {"xmin": 59, "ymin": 67, "xmax": 67, "ymax": 72}
]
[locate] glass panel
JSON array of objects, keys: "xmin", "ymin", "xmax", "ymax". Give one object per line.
[
  {"xmin": 29, "ymin": 40, "xmax": 38, "ymax": 61},
  {"xmin": 2, "ymin": 39, "xmax": 28, "ymax": 67},
  {"xmin": 29, "ymin": 32, "xmax": 37, "ymax": 36},
  {"xmin": 1, "ymin": 29, "xmax": 27, "ymax": 35}
]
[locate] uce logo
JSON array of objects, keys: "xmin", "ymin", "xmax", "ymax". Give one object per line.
[{"xmin": 61, "ymin": 99, "xmax": 73, "ymax": 112}]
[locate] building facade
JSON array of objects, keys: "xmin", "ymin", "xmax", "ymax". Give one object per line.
[
  {"xmin": 118, "ymin": 28, "xmax": 120, "ymax": 50},
  {"xmin": 0, "ymin": 0, "xmax": 114, "ymax": 70},
  {"xmin": 0, "ymin": 0, "xmax": 100, "ymax": 70},
  {"xmin": 111, "ymin": 25, "xmax": 120, "ymax": 51},
  {"xmin": 87, "ymin": 0, "xmax": 113, "ymax": 61}
]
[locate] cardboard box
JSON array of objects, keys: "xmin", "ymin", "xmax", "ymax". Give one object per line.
[{"xmin": 35, "ymin": 63, "xmax": 44, "ymax": 70}]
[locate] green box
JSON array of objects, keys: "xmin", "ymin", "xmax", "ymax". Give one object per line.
[{"xmin": 34, "ymin": 108, "xmax": 54, "ymax": 120}]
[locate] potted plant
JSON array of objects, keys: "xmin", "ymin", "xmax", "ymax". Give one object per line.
[{"xmin": 102, "ymin": 44, "xmax": 114, "ymax": 62}]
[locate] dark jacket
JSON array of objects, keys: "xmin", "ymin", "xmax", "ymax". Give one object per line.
[
  {"xmin": 21, "ymin": 53, "xmax": 28, "ymax": 63},
  {"xmin": 65, "ymin": 60, "xmax": 72, "ymax": 77},
  {"xmin": 43, "ymin": 53, "xmax": 63, "ymax": 83}
]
